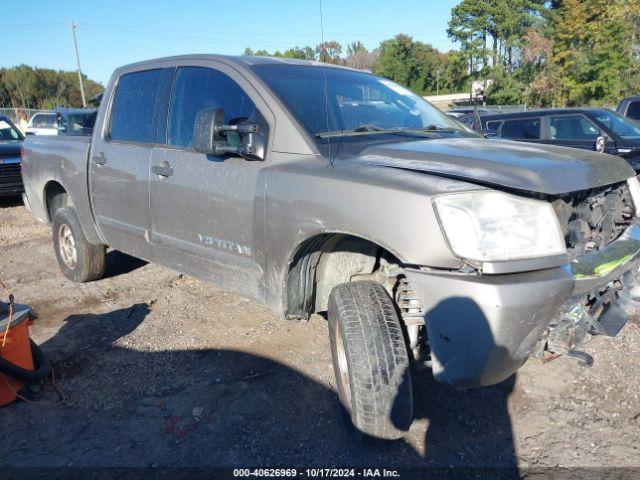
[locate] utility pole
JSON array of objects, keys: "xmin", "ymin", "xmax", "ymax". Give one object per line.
[
  {"xmin": 436, "ymin": 70, "xmax": 441, "ymax": 96},
  {"xmin": 70, "ymin": 20, "xmax": 87, "ymax": 108}
]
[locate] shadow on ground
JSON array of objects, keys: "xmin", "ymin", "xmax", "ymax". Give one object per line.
[
  {"xmin": 0, "ymin": 300, "xmax": 518, "ymax": 476},
  {"xmin": 0, "ymin": 250, "xmax": 519, "ymax": 473},
  {"xmin": 104, "ymin": 250, "xmax": 148, "ymax": 279}
]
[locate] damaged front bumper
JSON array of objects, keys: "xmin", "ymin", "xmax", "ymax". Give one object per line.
[{"xmin": 405, "ymin": 223, "xmax": 640, "ymax": 389}]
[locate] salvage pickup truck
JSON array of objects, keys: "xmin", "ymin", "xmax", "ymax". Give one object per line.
[{"xmin": 21, "ymin": 55, "xmax": 640, "ymax": 440}]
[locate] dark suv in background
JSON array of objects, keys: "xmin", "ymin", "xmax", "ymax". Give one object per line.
[{"xmin": 468, "ymin": 108, "xmax": 640, "ymax": 170}]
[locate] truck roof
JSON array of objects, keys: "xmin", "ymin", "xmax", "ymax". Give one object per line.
[{"xmin": 114, "ymin": 54, "xmax": 362, "ymax": 76}]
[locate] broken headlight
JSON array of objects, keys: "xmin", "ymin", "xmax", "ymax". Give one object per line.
[{"xmin": 433, "ymin": 190, "xmax": 566, "ymax": 263}]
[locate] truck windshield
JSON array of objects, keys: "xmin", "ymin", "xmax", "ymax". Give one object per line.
[{"xmin": 252, "ymin": 64, "xmax": 472, "ymax": 141}]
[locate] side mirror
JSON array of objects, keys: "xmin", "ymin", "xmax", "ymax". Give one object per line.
[
  {"xmin": 595, "ymin": 136, "xmax": 606, "ymax": 153},
  {"xmin": 194, "ymin": 107, "xmax": 224, "ymax": 154},
  {"xmin": 193, "ymin": 107, "xmax": 263, "ymax": 160}
]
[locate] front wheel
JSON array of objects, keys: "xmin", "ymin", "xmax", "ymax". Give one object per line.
[
  {"xmin": 52, "ymin": 207, "xmax": 106, "ymax": 282},
  {"xmin": 328, "ymin": 281, "xmax": 413, "ymax": 440}
]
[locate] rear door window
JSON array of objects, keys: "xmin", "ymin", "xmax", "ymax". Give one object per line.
[
  {"xmin": 549, "ymin": 115, "xmax": 599, "ymax": 140},
  {"xmin": 626, "ymin": 101, "xmax": 640, "ymax": 121},
  {"xmin": 167, "ymin": 66, "xmax": 256, "ymax": 149},
  {"xmin": 109, "ymin": 69, "xmax": 163, "ymax": 143},
  {"xmin": 500, "ymin": 118, "xmax": 541, "ymax": 139}
]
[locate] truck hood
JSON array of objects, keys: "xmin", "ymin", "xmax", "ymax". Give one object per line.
[
  {"xmin": 351, "ymin": 137, "xmax": 635, "ymax": 195},
  {"xmin": 0, "ymin": 141, "xmax": 22, "ymax": 159}
]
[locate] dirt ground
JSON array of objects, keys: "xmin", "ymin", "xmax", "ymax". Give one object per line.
[{"xmin": 1, "ymin": 198, "xmax": 639, "ymax": 476}]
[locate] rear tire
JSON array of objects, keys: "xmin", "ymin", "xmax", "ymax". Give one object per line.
[
  {"xmin": 52, "ymin": 207, "xmax": 106, "ymax": 282},
  {"xmin": 328, "ymin": 281, "xmax": 413, "ymax": 440}
]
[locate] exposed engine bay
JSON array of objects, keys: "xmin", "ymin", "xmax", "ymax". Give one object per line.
[{"xmin": 552, "ymin": 181, "xmax": 634, "ymax": 260}]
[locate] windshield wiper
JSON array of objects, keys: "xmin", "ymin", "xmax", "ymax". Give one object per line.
[{"xmin": 412, "ymin": 124, "xmax": 460, "ymax": 132}]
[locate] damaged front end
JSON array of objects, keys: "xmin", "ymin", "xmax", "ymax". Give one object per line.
[
  {"xmin": 534, "ymin": 225, "xmax": 640, "ymax": 365},
  {"xmin": 405, "ymin": 181, "xmax": 640, "ymax": 389}
]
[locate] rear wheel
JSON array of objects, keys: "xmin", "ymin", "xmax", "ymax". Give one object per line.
[
  {"xmin": 328, "ymin": 281, "xmax": 413, "ymax": 440},
  {"xmin": 52, "ymin": 207, "xmax": 106, "ymax": 282}
]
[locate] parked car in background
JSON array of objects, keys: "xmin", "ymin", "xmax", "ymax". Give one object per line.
[
  {"xmin": 617, "ymin": 96, "xmax": 640, "ymax": 123},
  {"xmin": 26, "ymin": 108, "xmax": 97, "ymax": 136},
  {"xmin": 469, "ymin": 108, "xmax": 640, "ymax": 170},
  {"xmin": 26, "ymin": 112, "xmax": 58, "ymax": 136},
  {"xmin": 0, "ymin": 115, "xmax": 25, "ymax": 197}
]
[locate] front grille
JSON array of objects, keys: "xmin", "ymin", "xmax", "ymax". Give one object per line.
[
  {"xmin": 0, "ymin": 163, "xmax": 24, "ymax": 194},
  {"xmin": 552, "ymin": 182, "xmax": 634, "ymax": 260}
]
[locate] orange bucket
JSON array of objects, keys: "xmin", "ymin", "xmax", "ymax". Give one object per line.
[{"xmin": 0, "ymin": 307, "xmax": 35, "ymax": 406}]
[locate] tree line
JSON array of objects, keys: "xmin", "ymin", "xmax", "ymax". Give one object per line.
[
  {"xmin": 247, "ymin": 0, "xmax": 640, "ymax": 107},
  {"xmin": 3, "ymin": 1, "xmax": 639, "ymax": 109},
  {"xmin": 244, "ymin": 39, "xmax": 469, "ymax": 96},
  {"xmin": 447, "ymin": 0, "xmax": 640, "ymax": 106},
  {"xmin": 0, "ymin": 65, "xmax": 103, "ymax": 109}
]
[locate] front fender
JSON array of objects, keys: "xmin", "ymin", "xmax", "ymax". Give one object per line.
[{"xmin": 261, "ymin": 155, "xmax": 477, "ymax": 313}]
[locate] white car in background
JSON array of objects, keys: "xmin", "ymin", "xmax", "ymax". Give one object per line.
[
  {"xmin": 26, "ymin": 112, "xmax": 58, "ymax": 136},
  {"xmin": 26, "ymin": 109, "xmax": 96, "ymax": 136}
]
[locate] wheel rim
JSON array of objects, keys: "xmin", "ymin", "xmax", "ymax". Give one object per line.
[
  {"xmin": 58, "ymin": 224, "xmax": 77, "ymax": 269},
  {"xmin": 334, "ymin": 322, "xmax": 352, "ymax": 411}
]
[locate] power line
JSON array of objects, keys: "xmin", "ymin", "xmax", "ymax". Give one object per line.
[
  {"xmin": 85, "ymin": 23, "xmax": 446, "ymax": 38},
  {"xmin": 4, "ymin": 21, "xmax": 446, "ymax": 39}
]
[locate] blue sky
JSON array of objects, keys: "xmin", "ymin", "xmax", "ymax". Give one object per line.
[{"xmin": 3, "ymin": 0, "xmax": 459, "ymax": 85}]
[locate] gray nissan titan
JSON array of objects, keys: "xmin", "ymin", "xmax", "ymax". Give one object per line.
[{"xmin": 21, "ymin": 55, "xmax": 640, "ymax": 440}]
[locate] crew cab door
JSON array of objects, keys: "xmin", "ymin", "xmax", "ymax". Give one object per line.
[
  {"xmin": 148, "ymin": 64, "xmax": 268, "ymax": 300},
  {"xmin": 89, "ymin": 68, "xmax": 171, "ymax": 261}
]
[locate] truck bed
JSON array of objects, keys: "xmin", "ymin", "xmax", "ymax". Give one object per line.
[{"xmin": 21, "ymin": 135, "xmax": 101, "ymax": 244}]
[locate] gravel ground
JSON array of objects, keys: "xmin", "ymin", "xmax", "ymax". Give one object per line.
[{"xmin": 1, "ymin": 199, "xmax": 639, "ymax": 476}]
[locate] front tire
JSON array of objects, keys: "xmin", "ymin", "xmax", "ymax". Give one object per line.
[
  {"xmin": 52, "ymin": 207, "xmax": 106, "ymax": 282},
  {"xmin": 328, "ymin": 281, "xmax": 413, "ymax": 440}
]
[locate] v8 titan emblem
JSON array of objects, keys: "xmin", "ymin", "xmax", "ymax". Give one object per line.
[{"xmin": 197, "ymin": 234, "xmax": 251, "ymax": 256}]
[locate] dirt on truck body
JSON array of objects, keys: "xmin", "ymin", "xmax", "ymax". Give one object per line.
[{"xmin": 19, "ymin": 54, "xmax": 640, "ymax": 441}]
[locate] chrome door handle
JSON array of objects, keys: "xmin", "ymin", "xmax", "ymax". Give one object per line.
[{"xmin": 151, "ymin": 165, "xmax": 174, "ymax": 178}]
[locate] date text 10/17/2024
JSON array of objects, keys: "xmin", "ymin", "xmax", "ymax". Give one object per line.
[{"xmin": 233, "ymin": 468, "xmax": 401, "ymax": 478}]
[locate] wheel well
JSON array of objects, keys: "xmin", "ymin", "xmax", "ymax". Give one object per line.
[
  {"xmin": 44, "ymin": 181, "xmax": 72, "ymax": 223},
  {"xmin": 284, "ymin": 234, "xmax": 398, "ymax": 319}
]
